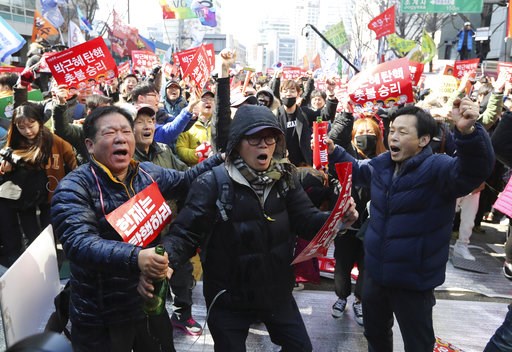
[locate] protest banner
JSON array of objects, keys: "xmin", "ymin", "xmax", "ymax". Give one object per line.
[
  {"xmin": 498, "ymin": 62, "xmax": 512, "ymax": 82},
  {"xmin": 46, "ymin": 37, "xmax": 118, "ymax": 91},
  {"xmin": 0, "ymin": 16, "xmax": 26, "ymax": 63},
  {"xmin": 282, "ymin": 66, "xmax": 306, "ymax": 80},
  {"xmin": 292, "ymin": 162, "xmax": 352, "ymax": 265},
  {"xmin": 452, "ymin": 58, "xmax": 480, "ymax": 79},
  {"xmin": 174, "ymin": 43, "xmax": 215, "ymax": 76},
  {"xmin": 117, "ymin": 61, "xmax": 131, "ymax": 78},
  {"xmin": 347, "ymin": 57, "xmax": 413, "ymax": 110},
  {"xmin": 435, "ymin": 75, "xmax": 459, "ymax": 99},
  {"xmin": 368, "ymin": 5, "xmax": 396, "ymax": 40},
  {"xmin": 131, "ymin": 50, "xmax": 160, "ymax": 75},
  {"xmin": 106, "ymin": 182, "xmax": 172, "ymax": 248},
  {"xmin": 182, "ymin": 45, "xmax": 212, "ymax": 90},
  {"xmin": 162, "ymin": 62, "xmax": 179, "ymax": 79},
  {"xmin": 409, "ymin": 61, "xmax": 424, "ymax": 86},
  {"xmin": 31, "ymin": 9, "xmax": 59, "ymax": 43},
  {"xmin": 387, "ymin": 34, "xmax": 417, "ymax": 56}
]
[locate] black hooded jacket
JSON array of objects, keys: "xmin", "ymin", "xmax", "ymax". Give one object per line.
[{"xmin": 164, "ymin": 105, "xmax": 329, "ymax": 311}]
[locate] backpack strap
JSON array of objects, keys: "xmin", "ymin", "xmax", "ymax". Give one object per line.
[{"xmin": 212, "ymin": 165, "xmax": 233, "ymax": 222}]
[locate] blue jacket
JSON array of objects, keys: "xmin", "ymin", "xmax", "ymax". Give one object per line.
[
  {"xmin": 51, "ymin": 155, "xmax": 222, "ymax": 326},
  {"xmin": 457, "ymin": 29, "xmax": 475, "ymax": 51},
  {"xmin": 329, "ymin": 123, "xmax": 494, "ymax": 290},
  {"xmin": 154, "ymin": 108, "xmax": 193, "ymax": 146}
]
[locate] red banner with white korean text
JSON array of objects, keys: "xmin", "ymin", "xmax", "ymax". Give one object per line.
[
  {"xmin": 46, "ymin": 37, "xmax": 118, "ymax": 90},
  {"xmin": 106, "ymin": 182, "xmax": 172, "ymax": 248},
  {"xmin": 292, "ymin": 162, "xmax": 352, "ymax": 265},
  {"xmin": 0, "ymin": 66, "xmax": 23, "ymax": 74},
  {"xmin": 131, "ymin": 50, "xmax": 160, "ymax": 75},
  {"xmin": 498, "ymin": 62, "xmax": 512, "ymax": 82},
  {"xmin": 452, "ymin": 58, "xmax": 479, "ymax": 80},
  {"xmin": 117, "ymin": 61, "xmax": 131, "ymax": 79},
  {"xmin": 347, "ymin": 57, "xmax": 413, "ymax": 110},
  {"xmin": 282, "ymin": 66, "xmax": 307, "ymax": 80},
  {"xmin": 182, "ymin": 45, "xmax": 211, "ymax": 89},
  {"xmin": 174, "ymin": 43, "xmax": 215, "ymax": 76},
  {"xmin": 162, "ymin": 62, "xmax": 179, "ymax": 80},
  {"xmin": 409, "ymin": 61, "xmax": 424, "ymax": 86},
  {"xmin": 368, "ymin": 5, "xmax": 396, "ymax": 40}
]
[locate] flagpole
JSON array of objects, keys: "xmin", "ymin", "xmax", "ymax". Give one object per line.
[{"xmin": 57, "ymin": 27, "xmax": 65, "ymax": 46}]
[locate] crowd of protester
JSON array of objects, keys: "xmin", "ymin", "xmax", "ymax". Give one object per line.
[{"xmin": 1, "ymin": 42, "xmax": 512, "ymax": 351}]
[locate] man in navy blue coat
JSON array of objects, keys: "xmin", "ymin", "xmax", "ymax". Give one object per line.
[{"xmin": 326, "ymin": 98, "xmax": 494, "ymax": 352}]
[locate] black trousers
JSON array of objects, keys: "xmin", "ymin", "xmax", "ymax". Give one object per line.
[
  {"xmin": 362, "ymin": 273, "xmax": 436, "ymax": 352},
  {"xmin": 71, "ymin": 314, "xmax": 175, "ymax": 352},
  {"xmin": 169, "ymin": 259, "xmax": 194, "ymax": 320},
  {"xmin": 207, "ymin": 296, "xmax": 312, "ymax": 352},
  {"xmin": 334, "ymin": 233, "xmax": 364, "ymax": 300}
]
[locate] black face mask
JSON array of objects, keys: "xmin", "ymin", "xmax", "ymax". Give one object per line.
[
  {"xmin": 281, "ymin": 97, "xmax": 296, "ymax": 108},
  {"xmin": 355, "ymin": 135, "xmax": 377, "ymax": 158}
]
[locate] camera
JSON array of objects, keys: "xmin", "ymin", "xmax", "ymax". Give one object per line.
[{"xmin": 0, "ymin": 148, "xmax": 22, "ymax": 166}]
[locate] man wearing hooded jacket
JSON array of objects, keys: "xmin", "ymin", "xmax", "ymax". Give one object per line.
[{"xmin": 138, "ymin": 105, "xmax": 358, "ymax": 351}]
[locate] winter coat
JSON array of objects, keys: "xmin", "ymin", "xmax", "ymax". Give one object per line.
[
  {"xmin": 164, "ymin": 105, "xmax": 328, "ymax": 310},
  {"xmin": 45, "ymin": 134, "xmax": 77, "ymax": 202},
  {"xmin": 457, "ymin": 29, "xmax": 475, "ymax": 51},
  {"xmin": 154, "ymin": 108, "xmax": 193, "ymax": 147},
  {"xmin": 275, "ymin": 105, "xmax": 313, "ymax": 166},
  {"xmin": 51, "ymin": 155, "xmax": 222, "ymax": 326},
  {"xmin": 329, "ymin": 123, "xmax": 494, "ymax": 291}
]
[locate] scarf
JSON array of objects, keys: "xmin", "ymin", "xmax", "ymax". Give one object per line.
[{"xmin": 233, "ymin": 156, "xmax": 295, "ymax": 204}]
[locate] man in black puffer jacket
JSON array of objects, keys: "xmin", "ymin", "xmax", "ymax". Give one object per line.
[
  {"xmin": 51, "ymin": 105, "xmax": 223, "ymax": 352},
  {"xmin": 138, "ymin": 105, "xmax": 358, "ymax": 351}
]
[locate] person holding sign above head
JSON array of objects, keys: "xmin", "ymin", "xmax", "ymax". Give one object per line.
[
  {"xmin": 138, "ymin": 105, "xmax": 358, "ymax": 352},
  {"xmin": 325, "ymin": 100, "xmax": 494, "ymax": 352},
  {"xmin": 51, "ymin": 105, "xmax": 224, "ymax": 352}
]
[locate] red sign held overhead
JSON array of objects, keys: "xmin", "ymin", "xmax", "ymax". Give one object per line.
[
  {"xmin": 292, "ymin": 162, "xmax": 352, "ymax": 265},
  {"xmin": 174, "ymin": 43, "xmax": 215, "ymax": 76},
  {"xmin": 281, "ymin": 66, "xmax": 307, "ymax": 80},
  {"xmin": 408, "ymin": 61, "xmax": 424, "ymax": 86},
  {"xmin": 497, "ymin": 62, "xmax": 512, "ymax": 82},
  {"xmin": 46, "ymin": 37, "xmax": 118, "ymax": 90},
  {"xmin": 131, "ymin": 50, "xmax": 160, "ymax": 75},
  {"xmin": 106, "ymin": 182, "xmax": 172, "ymax": 248},
  {"xmin": 453, "ymin": 58, "xmax": 479, "ymax": 79},
  {"xmin": 117, "ymin": 61, "xmax": 131, "ymax": 79},
  {"xmin": 368, "ymin": 5, "xmax": 396, "ymax": 40},
  {"xmin": 182, "ymin": 45, "xmax": 212, "ymax": 89},
  {"xmin": 347, "ymin": 57, "xmax": 413, "ymax": 110}
]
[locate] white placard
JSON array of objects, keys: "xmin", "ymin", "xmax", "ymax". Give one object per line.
[{"xmin": 0, "ymin": 225, "xmax": 61, "ymax": 347}]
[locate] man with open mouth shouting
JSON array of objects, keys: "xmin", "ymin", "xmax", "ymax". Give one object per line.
[
  {"xmin": 51, "ymin": 105, "xmax": 223, "ymax": 352},
  {"xmin": 325, "ymin": 98, "xmax": 494, "ymax": 352}
]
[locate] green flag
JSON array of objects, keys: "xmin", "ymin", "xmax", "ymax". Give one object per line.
[
  {"xmin": 324, "ymin": 21, "xmax": 348, "ymax": 48},
  {"xmin": 0, "ymin": 90, "xmax": 44, "ymax": 119},
  {"xmin": 421, "ymin": 30, "xmax": 436, "ymax": 64},
  {"xmin": 387, "ymin": 34, "xmax": 417, "ymax": 56}
]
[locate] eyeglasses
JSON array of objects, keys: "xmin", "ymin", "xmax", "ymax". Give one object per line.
[{"xmin": 245, "ymin": 135, "xmax": 277, "ymax": 146}]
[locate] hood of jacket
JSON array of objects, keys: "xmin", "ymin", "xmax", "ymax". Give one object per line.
[{"xmin": 226, "ymin": 105, "xmax": 286, "ymax": 160}]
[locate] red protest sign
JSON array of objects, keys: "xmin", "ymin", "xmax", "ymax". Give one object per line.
[
  {"xmin": 182, "ymin": 45, "xmax": 211, "ymax": 89},
  {"xmin": 117, "ymin": 61, "xmax": 131, "ymax": 78},
  {"xmin": 46, "ymin": 37, "xmax": 118, "ymax": 90},
  {"xmin": 131, "ymin": 50, "xmax": 160, "ymax": 75},
  {"xmin": 368, "ymin": 5, "xmax": 396, "ymax": 40},
  {"xmin": 409, "ymin": 61, "xmax": 424, "ymax": 86},
  {"xmin": 497, "ymin": 62, "xmax": 512, "ymax": 82},
  {"xmin": 282, "ymin": 66, "xmax": 306, "ymax": 80},
  {"xmin": 106, "ymin": 182, "xmax": 172, "ymax": 248},
  {"xmin": 348, "ymin": 57, "xmax": 413, "ymax": 110},
  {"xmin": 292, "ymin": 162, "xmax": 352, "ymax": 265},
  {"xmin": 175, "ymin": 43, "xmax": 215, "ymax": 76},
  {"xmin": 0, "ymin": 66, "xmax": 23, "ymax": 74},
  {"xmin": 453, "ymin": 58, "xmax": 479, "ymax": 80}
]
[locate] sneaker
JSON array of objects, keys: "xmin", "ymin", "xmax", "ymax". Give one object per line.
[
  {"xmin": 453, "ymin": 242, "xmax": 475, "ymax": 261},
  {"xmin": 331, "ymin": 298, "xmax": 347, "ymax": 318},
  {"xmin": 171, "ymin": 314, "xmax": 203, "ymax": 336},
  {"xmin": 504, "ymin": 262, "xmax": 512, "ymax": 280},
  {"xmin": 293, "ymin": 282, "xmax": 304, "ymax": 291},
  {"xmin": 352, "ymin": 301, "xmax": 363, "ymax": 326}
]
